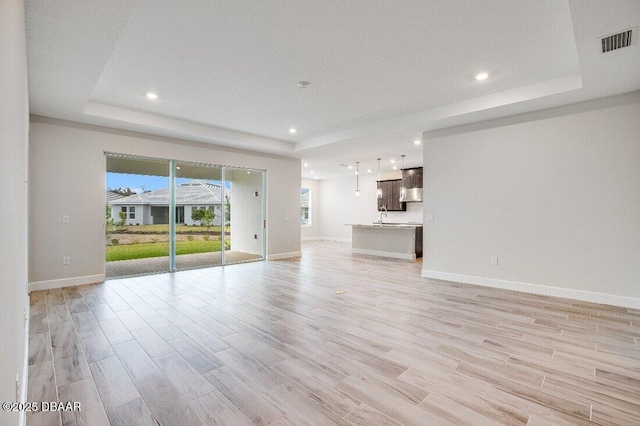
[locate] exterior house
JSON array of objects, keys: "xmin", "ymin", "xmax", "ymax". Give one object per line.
[{"xmin": 108, "ymin": 180, "xmax": 227, "ymax": 226}]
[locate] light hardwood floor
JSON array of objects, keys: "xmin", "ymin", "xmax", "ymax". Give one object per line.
[{"xmin": 27, "ymin": 241, "xmax": 640, "ymax": 425}]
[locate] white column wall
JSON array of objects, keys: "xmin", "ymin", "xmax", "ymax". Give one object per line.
[{"xmin": 0, "ymin": 0, "xmax": 30, "ymax": 423}]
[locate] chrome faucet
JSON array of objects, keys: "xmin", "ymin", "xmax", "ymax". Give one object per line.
[{"xmin": 379, "ymin": 204, "xmax": 388, "ymax": 224}]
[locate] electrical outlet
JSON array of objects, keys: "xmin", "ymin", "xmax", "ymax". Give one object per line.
[
  {"xmin": 62, "ymin": 215, "xmax": 70, "ymax": 223},
  {"xmin": 63, "ymin": 256, "xmax": 70, "ymax": 265},
  {"xmin": 426, "ymin": 214, "xmax": 434, "ymax": 222},
  {"xmin": 254, "ymin": 234, "xmax": 258, "ymax": 239},
  {"xmin": 491, "ymin": 256, "xmax": 499, "ymax": 266},
  {"xmin": 15, "ymin": 374, "xmax": 20, "ymax": 401}
]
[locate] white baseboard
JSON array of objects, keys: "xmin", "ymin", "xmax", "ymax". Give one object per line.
[
  {"xmin": 421, "ymin": 270, "xmax": 640, "ymax": 309},
  {"xmin": 353, "ymin": 248, "xmax": 416, "ymax": 260},
  {"xmin": 266, "ymin": 251, "xmax": 302, "ymax": 261},
  {"xmin": 28, "ymin": 274, "xmax": 105, "ymax": 292},
  {"xmin": 301, "ymin": 236, "xmax": 324, "ymax": 242}
]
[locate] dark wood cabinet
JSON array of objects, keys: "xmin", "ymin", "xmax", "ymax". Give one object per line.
[
  {"xmin": 402, "ymin": 167, "xmax": 423, "ymax": 189},
  {"xmin": 377, "ymin": 179, "xmax": 406, "ymax": 211}
]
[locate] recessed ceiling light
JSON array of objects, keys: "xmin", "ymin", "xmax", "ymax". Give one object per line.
[
  {"xmin": 175, "ymin": 166, "xmax": 180, "ymax": 169},
  {"xmin": 475, "ymin": 72, "xmax": 489, "ymax": 81},
  {"xmin": 390, "ymin": 159, "xmax": 395, "ymax": 163},
  {"xmin": 289, "ymin": 128, "xmax": 297, "ymax": 133},
  {"xmin": 315, "ymin": 176, "xmax": 318, "ymax": 180},
  {"xmin": 392, "ymin": 166, "xmax": 398, "ymax": 170},
  {"xmin": 367, "ymin": 169, "xmax": 372, "ymax": 173},
  {"xmin": 347, "ymin": 165, "xmax": 353, "ymax": 170},
  {"xmin": 297, "ymin": 80, "xmax": 311, "ymax": 89},
  {"xmin": 310, "ymin": 171, "xmax": 314, "ymax": 174},
  {"xmin": 247, "ymin": 171, "xmax": 251, "ymax": 174},
  {"xmin": 413, "ymin": 139, "xmax": 421, "ymax": 145},
  {"xmin": 146, "ymin": 92, "xmax": 158, "ymax": 100},
  {"xmin": 303, "ymin": 162, "xmax": 309, "ymax": 167}
]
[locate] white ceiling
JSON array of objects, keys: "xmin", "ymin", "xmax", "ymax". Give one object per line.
[{"xmin": 25, "ymin": 0, "xmax": 640, "ymax": 179}]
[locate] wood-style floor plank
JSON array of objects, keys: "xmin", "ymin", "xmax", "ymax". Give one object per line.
[
  {"xmin": 204, "ymin": 366, "xmax": 285, "ymax": 425},
  {"xmin": 26, "ymin": 241, "xmax": 640, "ymax": 426},
  {"xmin": 133, "ymin": 372, "xmax": 202, "ymax": 426},
  {"xmin": 190, "ymin": 390, "xmax": 253, "ymax": 426},
  {"xmin": 77, "ymin": 329, "xmax": 116, "ymax": 364},
  {"xmin": 89, "ymin": 356, "xmax": 140, "ymax": 408},
  {"xmin": 28, "ymin": 332, "xmax": 51, "ymax": 365},
  {"xmin": 112, "ymin": 340, "xmax": 159, "ymax": 381},
  {"xmin": 57, "ymin": 378, "xmax": 109, "ymax": 426},
  {"xmin": 154, "ymin": 352, "xmax": 215, "ymax": 401},
  {"xmin": 105, "ymin": 398, "xmax": 157, "ymax": 426},
  {"xmin": 49, "ymin": 320, "xmax": 91, "ymax": 387}
]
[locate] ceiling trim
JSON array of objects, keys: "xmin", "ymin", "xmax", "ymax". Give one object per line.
[
  {"xmin": 83, "ymin": 101, "xmax": 296, "ymax": 155},
  {"xmin": 294, "ymin": 73, "xmax": 583, "ymax": 152}
]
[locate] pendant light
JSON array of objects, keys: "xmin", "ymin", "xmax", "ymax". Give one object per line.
[
  {"xmin": 400, "ymin": 154, "xmax": 406, "ymax": 201},
  {"xmin": 355, "ymin": 162, "xmax": 361, "ymax": 198},
  {"xmin": 376, "ymin": 158, "xmax": 382, "ymax": 199}
]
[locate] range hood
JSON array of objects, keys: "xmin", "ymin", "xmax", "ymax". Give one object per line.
[
  {"xmin": 400, "ymin": 187, "xmax": 423, "ymax": 202},
  {"xmin": 399, "ymin": 168, "xmax": 423, "ymax": 202}
]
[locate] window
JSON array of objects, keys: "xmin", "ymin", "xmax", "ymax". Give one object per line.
[
  {"xmin": 301, "ymin": 188, "xmax": 311, "ymax": 226},
  {"xmin": 120, "ymin": 206, "xmax": 134, "ymax": 220}
]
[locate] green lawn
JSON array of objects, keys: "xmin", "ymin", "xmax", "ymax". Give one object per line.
[{"xmin": 106, "ymin": 240, "xmax": 223, "ymax": 262}]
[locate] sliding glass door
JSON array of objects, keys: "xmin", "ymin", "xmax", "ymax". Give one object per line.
[
  {"xmin": 105, "ymin": 154, "xmax": 265, "ymax": 278},
  {"xmin": 174, "ymin": 162, "xmax": 224, "ymax": 270},
  {"xmin": 105, "ymin": 155, "xmax": 170, "ymax": 278}
]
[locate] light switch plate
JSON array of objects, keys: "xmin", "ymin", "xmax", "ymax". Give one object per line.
[
  {"xmin": 62, "ymin": 215, "xmax": 70, "ymax": 223},
  {"xmin": 426, "ymin": 215, "xmax": 434, "ymax": 222}
]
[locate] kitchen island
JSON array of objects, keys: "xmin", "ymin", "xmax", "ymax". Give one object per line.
[{"xmin": 348, "ymin": 224, "xmax": 423, "ymax": 260}]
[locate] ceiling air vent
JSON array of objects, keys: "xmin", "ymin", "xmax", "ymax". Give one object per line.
[{"xmin": 600, "ymin": 27, "xmax": 636, "ymax": 53}]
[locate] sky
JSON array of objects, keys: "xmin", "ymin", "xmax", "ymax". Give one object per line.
[{"xmin": 107, "ymin": 173, "xmax": 230, "ymax": 193}]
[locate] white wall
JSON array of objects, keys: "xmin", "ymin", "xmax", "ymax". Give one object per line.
[
  {"xmin": 29, "ymin": 118, "xmax": 301, "ymax": 288},
  {"xmin": 301, "ymin": 178, "xmax": 321, "ymax": 240},
  {"xmin": 229, "ymin": 170, "xmax": 264, "ymax": 255},
  {"xmin": 318, "ymin": 172, "xmax": 423, "ymax": 241},
  {"xmin": 422, "ymin": 93, "xmax": 640, "ymax": 307},
  {"xmin": 0, "ymin": 0, "xmax": 29, "ymax": 423}
]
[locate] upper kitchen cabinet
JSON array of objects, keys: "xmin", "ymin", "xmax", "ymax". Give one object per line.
[
  {"xmin": 402, "ymin": 167, "xmax": 423, "ymax": 189},
  {"xmin": 377, "ymin": 179, "xmax": 406, "ymax": 211}
]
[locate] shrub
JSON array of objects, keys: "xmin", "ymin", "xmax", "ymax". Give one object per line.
[
  {"xmin": 110, "ymin": 238, "xmax": 119, "ymax": 246},
  {"xmin": 187, "ymin": 235, "xmax": 194, "ymax": 241}
]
